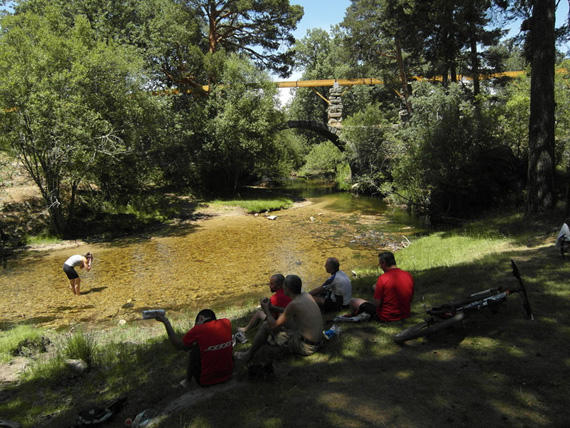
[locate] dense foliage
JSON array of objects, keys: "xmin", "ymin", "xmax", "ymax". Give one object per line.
[
  {"xmin": 0, "ymin": 0, "xmax": 569, "ymax": 235},
  {"xmin": 289, "ymin": 0, "xmax": 568, "ymax": 220},
  {"xmin": 0, "ymin": 4, "xmax": 166, "ymax": 233},
  {"xmin": 0, "ymin": 0, "xmax": 301, "ymax": 235}
]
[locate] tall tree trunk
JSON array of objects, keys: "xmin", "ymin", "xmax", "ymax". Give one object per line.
[
  {"xmin": 527, "ymin": 0, "xmax": 556, "ymax": 212},
  {"xmin": 394, "ymin": 38, "xmax": 413, "ymax": 115},
  {"xmin": 470, "ymin": 38, "xmax": 480, "ymax": 96}
]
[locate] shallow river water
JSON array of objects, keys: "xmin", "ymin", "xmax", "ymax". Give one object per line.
[{"xmin": 0, "ymin": 185, "xmax": 424, "ymax": 330}]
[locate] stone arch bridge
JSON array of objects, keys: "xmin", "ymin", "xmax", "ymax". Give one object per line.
[
  {"xmin": 284, "ymin": 83, "xmax": 347, "ymax": 151},
  {"xmin": 285, "ymin": 120, "xmax": 344, "ymax": 150}
]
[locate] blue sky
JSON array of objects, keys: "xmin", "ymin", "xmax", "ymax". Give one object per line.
[
  {"xmin": 291, "ymin": 0, "xmax": 569, "ymax": 40},
  {"xmin": 291, "ymin": 0, "xmax": 351, "ymax": 39}
]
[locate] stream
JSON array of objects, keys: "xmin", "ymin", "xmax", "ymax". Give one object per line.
[{"xmin": 0, "ymin": 182, "xmax": 425, "ymax": 330}]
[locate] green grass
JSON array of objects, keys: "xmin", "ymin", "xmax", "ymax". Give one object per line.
[
  {"xmin": 2, "ymin": 209, "xmax": 570, "ymax": 428},
  {"xmin": 0, "ymin": 325, "xmax": 47, "ymax": 363},
  {"xmin": 24, "ymin": 234, "xmax": 62, "ymax": 246},
  {"xmin": 61, "ymin": 332, "xmax": 98, "ymax": 367},
  {"xmin": 397, "ymin": 230, "xmax": 510, "ymax": 271},
  {"xmin": 209, "ymin": 197, "xmax": 294, "ymax": 213},
  {"xmin": 351, "ymin": 226, "xmax": 510, "ymax": 280}
]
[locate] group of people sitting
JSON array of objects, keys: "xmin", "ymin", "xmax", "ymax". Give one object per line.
[{"xmin": 151, "ymin": 251, "xmax": 414, "ymax": 389}]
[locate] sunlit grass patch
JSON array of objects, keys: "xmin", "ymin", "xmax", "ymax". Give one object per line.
[
  {"xmin": 394, "ymin": 370, "xmax": 413, "ymax": 380},
  {"xmin": 398, "ymin": 231, "xmax": 510, "ymax": 271},
  {"xmin": 25, "ymin": 234, "xmax": 61, "ymax": 246},
  {"xmin": 0, "ymin": 324, "xmax": 48, "ymax": 363},
  {"xmin": 349, "ymin": 230, "xmax": 510, "ymax": 280},
  {"xmin": 209, "ymin": 197, "xmax": 293, "ymax": 213},
  {"xmin": 539, "ymin": 279, "xmax": 570, "ymax": 297}
]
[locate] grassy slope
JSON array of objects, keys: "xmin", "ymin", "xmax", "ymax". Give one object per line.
[{"xmin": 2, "ymin": 211, "xmax": 570, "ymax": 428}]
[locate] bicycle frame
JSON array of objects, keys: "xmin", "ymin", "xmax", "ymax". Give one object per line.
[{"xmin": 394, "ymin": 260, "xmax": 533, "ymax": 344}]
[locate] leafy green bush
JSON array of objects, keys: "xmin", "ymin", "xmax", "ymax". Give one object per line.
[
  {"xmin": 392, "ymin": 82, "xmax": 525, "ymax": 219},
  {"xmin": 298, "ymin": 141, "xmax": 347, "ymax": 178},
  {"xmin": 342, "ymin": 103, "xmax": 400, "ymax": 194}
]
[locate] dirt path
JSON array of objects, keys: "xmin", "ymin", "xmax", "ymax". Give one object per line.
[{"xmin": 0, "ymin": 357, "xmax": 27, "ymax": 384}]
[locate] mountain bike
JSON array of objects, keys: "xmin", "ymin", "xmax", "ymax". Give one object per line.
[{"xmin": 394, "ymin": 260, "xmax": 533, "ymax": 344}]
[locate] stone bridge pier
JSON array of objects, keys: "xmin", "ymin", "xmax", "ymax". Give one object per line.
[
  {"xmin": 285, "ymin": 84, "xmax": 347, "ymax": 150},
  {"xmin": 285, "ymin": 83, "xmax": 362, "ymax": 176},
  {"xmin": 327, "ymin": 84, "xmax": 343, "ymax": 129}
]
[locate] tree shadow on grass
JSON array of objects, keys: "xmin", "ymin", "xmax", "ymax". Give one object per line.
[
  {"xmin": 158, "ymin": 245, "xmax": 570, "ymax": 427},
  {"xmin": 2, "ymin": 243, "xmax": 568, "ymax": 427}
]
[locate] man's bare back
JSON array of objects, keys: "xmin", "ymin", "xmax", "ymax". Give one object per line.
[
  {"xmin": 234, "ymin": 275, "xmax": 325, "ymax": 363},
  {"xmin": 283, "ymin": 292, "xmax": 323, "ymax": 343}
]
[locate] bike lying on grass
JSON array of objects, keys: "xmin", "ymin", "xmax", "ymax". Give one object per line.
[{"xmin": 394, "ymin": 260, "xmax": 533, "ymax": 344}]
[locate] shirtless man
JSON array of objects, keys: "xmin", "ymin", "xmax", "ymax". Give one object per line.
[
  {"xmin": 63, "ymin": 252, "xmax": 93, "ymax": 296},
  {"xmin": 234, "ymin": 274, "xmax": 323, "ymax": 363}
]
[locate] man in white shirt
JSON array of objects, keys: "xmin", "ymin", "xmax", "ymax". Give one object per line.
[{"xmin": 309, "ymin": 257, "xmax": 352, "ymax": 313}]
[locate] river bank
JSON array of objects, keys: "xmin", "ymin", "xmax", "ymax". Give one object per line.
[
  {"xmin": 4, "ymin": 161, "xmax": 570, "ymax": 427},
  {"xmin": 2, "ymin": 207, "xmax": 569, "ymax": 428}
]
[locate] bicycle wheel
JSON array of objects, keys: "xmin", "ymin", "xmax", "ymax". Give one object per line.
[
  {"xmin": 511, "ymin": 260, "xmax": 534, "ymax": 320},
  {"xmin": 393, "ymin": 312, "xmax": 465, "ymax": 344}
]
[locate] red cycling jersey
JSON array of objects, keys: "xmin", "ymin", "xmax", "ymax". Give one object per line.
[
  {"xmin": 374, "ymin": 268, "xmax": 414, "ymax": 322},
  {"xmin": 182, "ymin": 318, "xmax": 233, "ymax": 386},
  {"xmin": 270, "ymin": 288, "xmax": 292, "ymax": 319}
]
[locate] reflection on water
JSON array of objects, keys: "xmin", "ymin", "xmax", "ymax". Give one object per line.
[
  {"xmin": 281, "ymin": 179, "xmax": 425, "ymax": 231},
  {"xmin": 277, "ymin": 178, "xmax": 338, "ymax": 198},
  {"xmin": 0, "ymin": 183, "xmax": 426, "ymax": 330}
]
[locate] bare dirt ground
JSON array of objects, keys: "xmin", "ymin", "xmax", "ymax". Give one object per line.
[
  {"xmin": 1, "ymin": 158, "xmax": 49, "ymax": 249},
  {"xmin": 0, "ymin": 160, "xmax": 39, "ymax": 205},
  {"xmin": 0, "ymin": 357, "xmax": 27, "ymax": 384}
]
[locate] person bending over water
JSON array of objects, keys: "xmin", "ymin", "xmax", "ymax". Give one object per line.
[
  {"xmin": 63, "ymin": 252, "xmax": 93, "ymax": 296},
  {"xmin": 234, "ymin": 274, "xmax": 323, "ymax": 363}
]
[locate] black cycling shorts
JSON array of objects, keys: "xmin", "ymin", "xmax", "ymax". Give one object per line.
[
  {"xmin": 63, "ymin": 264, "xmax": 79, "ymax": 280},
  {"xmin": 357, "ymin": 302, "xmax": 377, "ymax": 318},
  {"xmin": 323, "ymin": 294, "xmax": 348, "ymax": 313}
]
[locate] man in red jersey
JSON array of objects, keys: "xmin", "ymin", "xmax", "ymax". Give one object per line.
[
  {"xmin": 154, "ymin": 309, "xmax": 233, "ymax": 388},
  {"xmin": 348, "ymin": 251, "xmax": 414, "ymax": 322},
  {"xmin": 237, "ymin": 274, "xmax": 292, "ymax": 333}
]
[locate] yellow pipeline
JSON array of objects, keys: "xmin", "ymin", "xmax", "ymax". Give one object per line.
[{"xmin": 3, "ymin": 69, "xmax": 568, "ymax": 108}]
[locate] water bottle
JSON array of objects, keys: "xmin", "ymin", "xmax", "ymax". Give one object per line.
[
  {"xmin": 132, "ymin": 409, "xmax": 158, "ymax": 428},
  {"xmin": 323, "ymin": 324, "xmax": 341, "ymax": 340}
]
